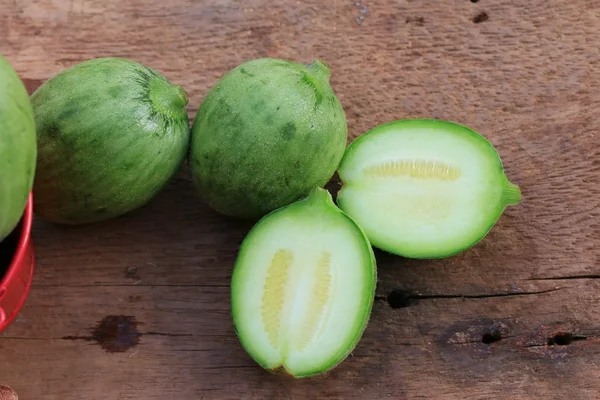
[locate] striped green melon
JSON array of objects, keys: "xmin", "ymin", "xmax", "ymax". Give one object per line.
[
  {"xmin": 31, "ymin": 57, "xmax": 190, "ymax": 224},
  {"xmin": 0, "ymin": 54, "xmax": 37, "ymax": 242},
  {"xmin": 189, "ymin": 58, "xmax": 347, "ymax": 219}
]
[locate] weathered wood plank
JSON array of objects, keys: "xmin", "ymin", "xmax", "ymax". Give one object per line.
[
  {"xmin": 1, "ymin": 0, "xmax": 600, "ymax": 399},
  {"xmin": 3, "ymin": 284, "xmax": 600, "ymax": 399}
]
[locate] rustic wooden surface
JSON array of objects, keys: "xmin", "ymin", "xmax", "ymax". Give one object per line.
[{"xmin": 1, "ymin": 0, "xmax": 600, "ymax": 398}]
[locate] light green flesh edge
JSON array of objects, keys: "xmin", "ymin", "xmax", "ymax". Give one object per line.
[
  {"xmin": 231, "ymin": 188, "xmax": 377, "ymax": 378},
  {"xmin": 0, "ymin": 55, "xmax": 37, "ymax": 242},
  {"xmin": 337, "ymin": 119, "xmax": 522, "ymax": 259}
]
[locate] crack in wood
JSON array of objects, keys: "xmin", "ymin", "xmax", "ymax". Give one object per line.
[
  {"xmin": 455, "ymin": 334, "xmax": 593, "ymax": 347},
  {"xmin": 523, "ymin": 337, "xmax": 588, "ymax": 348},
  {"xmin": 547, "ymin": 333, "xmax": 588, "ymax": 346},
  {"xmin": 58, "ymin": 316, "xmax": 197, "ymax": 353},
  {"xmin": 376, "ymin": 288, "xmax": 563, "ymax": 305},
  {"xmin": 448, "ymin": 335, "xmax": 516, "ymax": 345},
  {"xmin": 412, "ymin": 288, "xmax": 562, "ymax": 299},
  {"xmin": 527, "ymin": 275, "xmax": 600, "ymax": 280}
]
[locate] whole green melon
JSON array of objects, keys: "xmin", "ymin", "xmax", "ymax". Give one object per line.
[
  {"xmin": 189, "ymin": 58, "xmax": 348, "ymax": 219},
  {"xmin": 0, "ymin": 54, "xmax": 37, "ymax": 242},
  {"xmin": 31, "ymin": 57, "xmax": 190, "ymax": 224}
]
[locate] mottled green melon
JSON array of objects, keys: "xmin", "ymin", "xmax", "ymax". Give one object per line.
[
  {"xmin": 31, "ymin": 57, "xmax": 190, "ymax": 224},
  {"xmin": 190, "ymin": 58, "xmax": 347, "ymax": 219},
  {"xmin": 0, "ymin": 54, "xmax": 37, "ymax": 242}
]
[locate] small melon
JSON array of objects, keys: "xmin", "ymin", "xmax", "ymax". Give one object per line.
[
  {"xmin": 30, "ymin": 57, "xmax": 190, "ymax": 224},
  {"xmin": 189, "ymin": 58, "xmax": 348, "ymax": 219}
]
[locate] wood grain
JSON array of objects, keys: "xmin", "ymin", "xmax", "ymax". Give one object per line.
[{"xmin": 1, "ymin": 0, "xmax": 600, "ymax": 399}]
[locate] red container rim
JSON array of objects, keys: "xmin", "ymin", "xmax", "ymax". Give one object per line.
[{"xmin": 0, "ymin": 192, "xmax": 34, "ymax": 328}]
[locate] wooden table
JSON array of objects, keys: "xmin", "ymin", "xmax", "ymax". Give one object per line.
[{"xmin": 1, "ymin": 0, "xmax": 599, "ymax": 398}]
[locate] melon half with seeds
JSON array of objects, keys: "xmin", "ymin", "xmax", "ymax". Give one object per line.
[
  {"xmin": 231, "ymin": 187, "xmax": 376, "ymax": 378},
  {"xmin": 337, "ymin": 119, "xmax": 522, "ymax": 259}
]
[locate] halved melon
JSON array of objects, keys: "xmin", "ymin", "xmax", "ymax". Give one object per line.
[
  {"xmin": 337, "ymin": 119, "xmax": 521, "ymax": 259},
  {"xmin": 231, "ymin": 187, "xmax": 376, "ymax": 377}
]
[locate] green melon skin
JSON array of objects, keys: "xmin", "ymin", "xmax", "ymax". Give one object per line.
[
  {"xmin": 189, "ymin": 58, "xmax": 348, "ymax": 220},
  {"xmin": 337, "ymin": 119, "xmax": 522, "ymax": 259},
  {"xmin": 231, "ymin": 187, "xmax": 377, "ymax": 378},
  {"xmin": 0, "ymin": 54, "xmax": 37, "ymax": 242},
  {"xmin": 30, "ymin": 57, "xmax": 190, "ymax": 224}
]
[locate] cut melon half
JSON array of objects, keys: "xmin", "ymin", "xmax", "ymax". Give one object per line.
[
  {"xmin": 337, "ymin": 119, "xmax": 521, "ymax": 259},
  {"xmin": 231, "ymin": 187, "xmax": 376, "ymax": 378}
]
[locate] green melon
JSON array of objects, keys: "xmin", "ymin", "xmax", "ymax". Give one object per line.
[
  {"xmin": 231, "ymin": 187, "xmax": 376, "ymax": 377},
  {"xmin": 30, "ymin": 57, "xmax": 190, "ymax": 224},
  {"xmin": 0, "ymin": 54, "xmax": 37, "ymax": 242},
  {"xmin": 337, "ymin": 119, "xmax": 522, "ymax": 259},
  {"xmin": 189, "ymin": 58, "xmax": 347, "ymax": 219}
]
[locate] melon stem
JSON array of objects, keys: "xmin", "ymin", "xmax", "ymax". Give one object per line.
[
  {"xmin": 306, "ymin": 187, "xmax": 334, "ymax": 207},
  {"xmin": 307, "ymin": 60, "xmax": 331, "ymax": 83},
  {"xmin": 149, "ymin": 79, "xmax": 189, "ymax": 117},
  {"xmin": 503, "ymin": 180, "xmax": 522, "ymax": 206}
]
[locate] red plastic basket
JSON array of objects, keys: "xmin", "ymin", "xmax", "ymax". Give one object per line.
[{"xmin": 0, "ymin": 193, "xmax": 35, "ymax": 334}]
